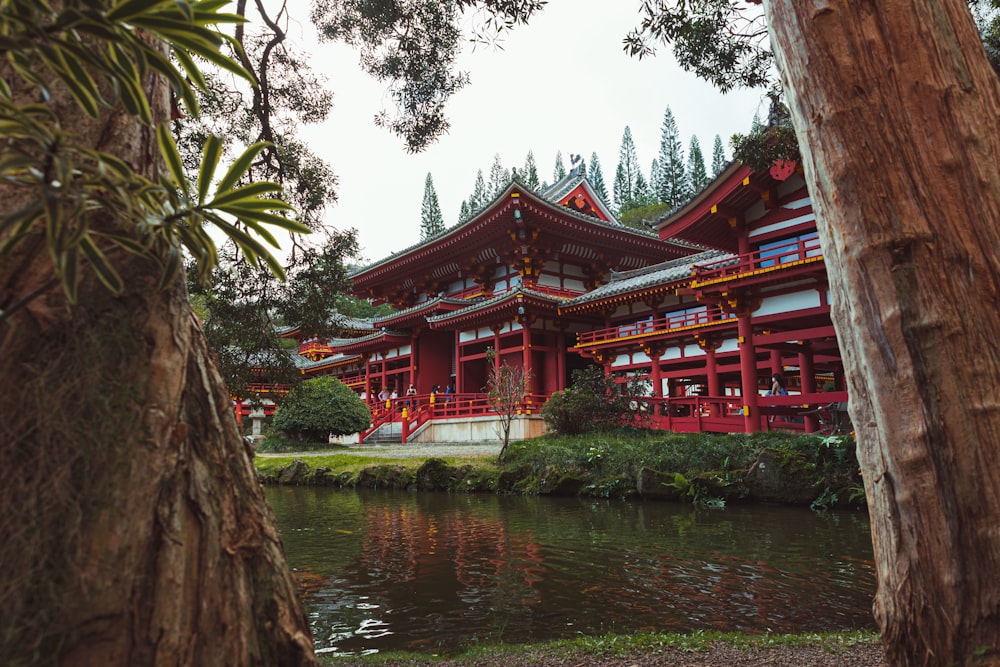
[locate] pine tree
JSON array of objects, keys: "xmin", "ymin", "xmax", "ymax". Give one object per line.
[
  {"xmin": 655, "ymin": 106, "xmax": 690, "ymax": 208},
  {"xmin": 420, "ymin": 172, "xmax": 445, "ymax": 239},
  {"xmin": 522, "ymin": 150, "xmax": 540, "ymax": 190},
  {"xmin": 634, "ymin": 169, "xmax": 652, "ymax": 208},
  {"xmin": 649, "ymin": 157, "xmax": 661, "ymax": 202},
  {"xmin": 553, "ymin": 150, "xmax": 567, "ymax": 181},
  {"xmin": 613, "ymin": 126, "xmax": 641, "ymax": 214},
  {"xmin": 588, "ymin": 152, "xmax": 609, "ymax": 202},
  {"xmin": 688, "ymin": 136, "xmax": 708, "ymax": 192},
  {"xmin": 487, "ymin": 153, "xmax": 508, "ymax": 199},
  {"xmin": 470, "ymin": 169, "xmax": 487, "ymax": 212},
  {"xmin": 712, "ymin": 134, "xmax": 727, "ymax": 176},
  {"xmin": 458, "ymin": 200, "xmax": 471, "ymax": 224}
]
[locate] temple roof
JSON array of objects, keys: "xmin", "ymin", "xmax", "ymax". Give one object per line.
[
  {"xmin": 350, "ymin": 175, "xmax": 692, "ymax": 301},
  {"xmin": 293, "ymin": 351, "xmax": 364, "ymax": 371},
  {"xmin": 425, "ymin": 286, "xmax": 563, "ymax": 329},
  {"xmin": 655, "ymin": 161, "xmax": 803, "ymax": 251},
  {"xmin": 560, "ymin": 250, "xmax": 734, "ymax": 313}
]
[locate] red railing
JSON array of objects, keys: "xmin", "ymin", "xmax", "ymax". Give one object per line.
[
  {"xmin": 449, "ymin": 285, "xmax": 492, "ymax": 299},
  {"xmin": 576, "ymin": 307, "xmax": 735, "ymax": 346},
  {"xmin": 693, "ymin": 236, "xmax": 823, "ymax": 283},
  {"xmin": 298, "ymin": 340, "xmax": 333, "ymax": 357},
  {"xmin": 359, "ymin": 392, "xmax": 547, "ymax": 443},
  {"xmin": 524, "ymin": 284, "xmax": 585, "ymax": 299},
  {"xmin": 630, "ymin": 391, "xmax": 849, "ymax": 435},
  {"xmin": 244, "ymin": 382, "xmax": 291, "ymax": 395}
]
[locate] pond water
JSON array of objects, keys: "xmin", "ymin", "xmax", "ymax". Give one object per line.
[{"xmin": 265, "ymin": 487, "xmax": 875, "ymax": 656}]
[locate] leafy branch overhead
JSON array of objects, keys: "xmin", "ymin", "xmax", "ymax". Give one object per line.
[
  {"xmin": 0, "ymin": 0, "xmax": 307, "ymax": 312},
  {"xmin": 311, "ymin": 0, "xmax": 547, "ymax": 152}
]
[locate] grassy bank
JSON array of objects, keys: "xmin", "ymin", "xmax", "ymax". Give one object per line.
[
  {"xmin": 318, "ymin": 630, "xmax": 883, "ymax": 666},
  {"xmin": 255, "ymin": 430, "xmax": 864, "ymax": 509}
]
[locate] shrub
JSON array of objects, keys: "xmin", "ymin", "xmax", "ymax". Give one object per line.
[
  {"xmin": 541, "ymin": 366, "xmax": 636, "ymax": 434},
  {"xmin": 271, "ymin": 377, "xmax": 370, "ymax": 442}
]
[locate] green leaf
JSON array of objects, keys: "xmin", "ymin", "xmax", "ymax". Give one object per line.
[
  {"xmin": 61, "ymin": 245, "xmax": 80, "ymax": 304},
  {"xmin": 79, "ymin": 235, "xmax": 124, "ymax": 294},
  {"xmin": 107, "ymin": 43, "xmax": 153, "ymax": 124},
  {"xmin": 158, "ymin": 245, "xmax": 183, "ymax": 290},
  {"xmin": 217, "ymin": 207, "xmax": 309, "ymax": 234},
  {"xmin": 206, "ymin": 180, "xmax": 283, "ymax": 208},
  {"xmin": 216, "ymin": 141, "xmax": 268, "ymax": 194},
  {"xmin": 107, "ymin": 0, "xmax": 170, "ymax": 22},
  {"xmin": 197, "ymin": 134, "xmax": 221, "ymax": 204},
  {"xmin": 157, "ymin": 123, "xmax": 189, "ymax": 198}
]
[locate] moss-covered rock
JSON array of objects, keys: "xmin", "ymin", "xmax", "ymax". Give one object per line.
[
  {"xmin": 744, "ymin": 449, "xmax": 817, "ymax": 504},
  {"xmin": 277, "ymin": 458, "xmax": 310, "ymax": 485},
  {"xmin": 636, "ymin": 467, "xmax": 684, "ymax": 501},
  {"xmin": 415, "ymin": 458, "xmax": 455, "ymax": 491},
  {"xmin": 356, "ymin": 465, "xmax": 413, "ymax": 490}
]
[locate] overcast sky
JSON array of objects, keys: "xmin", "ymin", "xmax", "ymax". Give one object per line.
[{"xmin": 284, "ymin": 1, "xmax": 768, "ymax": 264}]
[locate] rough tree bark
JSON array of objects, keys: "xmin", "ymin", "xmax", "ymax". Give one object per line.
[
  {"xmin": 0, "ymin": 29, "xmax": 315, "ymax": 667},
  {"xmin": 766, "ymin": 1, "xmax": 1000, "ymax": 665}
]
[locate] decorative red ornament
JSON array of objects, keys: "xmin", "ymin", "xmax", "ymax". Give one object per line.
[{"xmin": 770, "ymin": 159, "xmax": 797, "ymax": 181}]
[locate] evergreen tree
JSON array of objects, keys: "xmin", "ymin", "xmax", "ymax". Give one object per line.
[
  {"xmin": 487, "ymin": 153, "xmax": 508, "ymax": 199},
  {"xmin": 420, "ymin": 172, "xmax": 445, "ymax": 239},
  {"xmin": 634, "ymin": 169, "xmax": 653, "ymax": 208},
  {"xmin": 470, "ymin": 169, "xmax": 487, "ymax": 211},
  {"xmin": 522, "ymin": 150, "xmax": 540, "ymax": 190},
  {"xmin": 688, "ymin": 136, "xmax": 709, "ymax": 192},
  {"xmin": 553, "ymin": 150, "xmax": 567, "ymax": 181},
  {"xmin": 655, "ymin": 106, "xmax": 690, "ymax": 208},
  {"xmin": 589, "ymin": 152, "xmax": 609, "ymax": 202},
  {"xmin": 712, "ymin": 134, "xmax": 728, "ymax": 176},
  {"xmin": 458, "ymin": 200, "xmax": 471, "ymax": 224},
  {"xmin": 649, "ymin": 157, "xmax": 661, "ymax": 202},
  {"xmin": 613, "ymin": 126, "xmax": 641, "ymax": 214}
]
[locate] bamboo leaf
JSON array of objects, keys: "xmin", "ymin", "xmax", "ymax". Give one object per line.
[
  {"xmin": 157, "ymin": 123, "xmax": 189, "ymax": 198},
  {"xmin": 107, "ymin": 0, "xmax": 169, "ymax": 22},
  {"xmin": 197, "ymin": 134, "xmax": 221, "ymax": 204},
  {"xmin": 216, "ymin": 208, "xmax": 309, "ymax": 234},
  {"xmin": 206, "ymin": 181, "xmax": 282, "ymax": 208},
  {"xmin": 79, "ymin": 235, "xmax": 124, "ymax": 294},
  {"xmin": 215, "ymin": 142, "xmax": 268, "ymax": 194},
  {"xmin": 158, "ymin": 245, "xmax": 182, "ymax": 290},
  {"xmin": 61, "ymin": 246, "xmax": 80, "ymax": 304}
]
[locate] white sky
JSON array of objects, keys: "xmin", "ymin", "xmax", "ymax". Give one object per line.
[{"xmin": 282, "ymin": 0, "xmax": 768, "ymax": 264}]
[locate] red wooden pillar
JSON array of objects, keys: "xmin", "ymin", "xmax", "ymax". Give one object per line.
[
  {"xmin": 410, "ymin": 333, "xmax": 419, "ymax": 391},
  {"xmin": 770, "ymin": 349, "xmax": 783, "ymax": 380},
  {"xmin": 454, "ymin": 330, "xmax": 463, "ymax": 393},
  {"xmin": 699, "ymin": 335, "xmax": 722, "ymax": 417},
  {"xmin": 737, "ymin": 310, "xmax": 760, "ymax": 433},
  {"xmin": 556, "ymin": 328, "xmax": 567, "ymax": 392},
  {"xmin": 798, "ymin": 347, "xmax": 819, "ymax": 432},
  {"xmin": 522, "ymin": 324, "xmax": 532, "ymax": 397},
  {"xmin": 379, "ymin": 351, "xmax": 387, "ymax": 399}
]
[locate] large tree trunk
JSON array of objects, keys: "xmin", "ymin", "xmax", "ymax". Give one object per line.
[
  {"xmin": 766, "ymin": 1, "xmax": 1000, "ymax": 665},
  {"xmin": 0, "ymin": 33, "xmax": 315, "ymax": 667}
]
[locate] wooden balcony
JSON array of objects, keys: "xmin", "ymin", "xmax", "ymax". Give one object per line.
[
  {"xmin": 692, "ymin": 236, "xmax": 823, "ymax": 287},
  {"xmin": 576, "ymin": 307, "xmax": 736, "ymax": 347},
  {"xmin": 298, "ymin": 340, "xmax": 333, "ymax": 358}
]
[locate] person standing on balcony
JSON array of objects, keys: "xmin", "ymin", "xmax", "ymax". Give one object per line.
[
  {"xmin": 770, "ymin": 373, "xmax": 789, "ymax": 396},
  {"xmin": 406, "ymin": 383, "xmax": 417, "ymax": 407}
]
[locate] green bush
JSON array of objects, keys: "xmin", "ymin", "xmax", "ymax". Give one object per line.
[
  {"xmin": 541, "ymin": 366, "xmax": 637, "ymax": 434},
  {"xmin": 271, "ymin": 377, "xmax": 370, "ymax": 442}
]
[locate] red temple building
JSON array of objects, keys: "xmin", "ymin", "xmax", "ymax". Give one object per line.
[{"xmin": 285, "ymin": 161, "xmax": 848, "ymax": 442}]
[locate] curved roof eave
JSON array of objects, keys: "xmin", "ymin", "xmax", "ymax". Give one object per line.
[{"xmin": 350, "ymin": 176, "xmax": 674, "ymax": 290}]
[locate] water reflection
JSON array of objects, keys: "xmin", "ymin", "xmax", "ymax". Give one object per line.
[{"xmin": 266, "ymin": 487, "xmax": 875, "ymax": 655}]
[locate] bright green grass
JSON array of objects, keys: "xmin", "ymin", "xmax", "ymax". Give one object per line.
[{"xmin": 253, "ymin": 453, "xmax": 500, "ymax": 477}]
